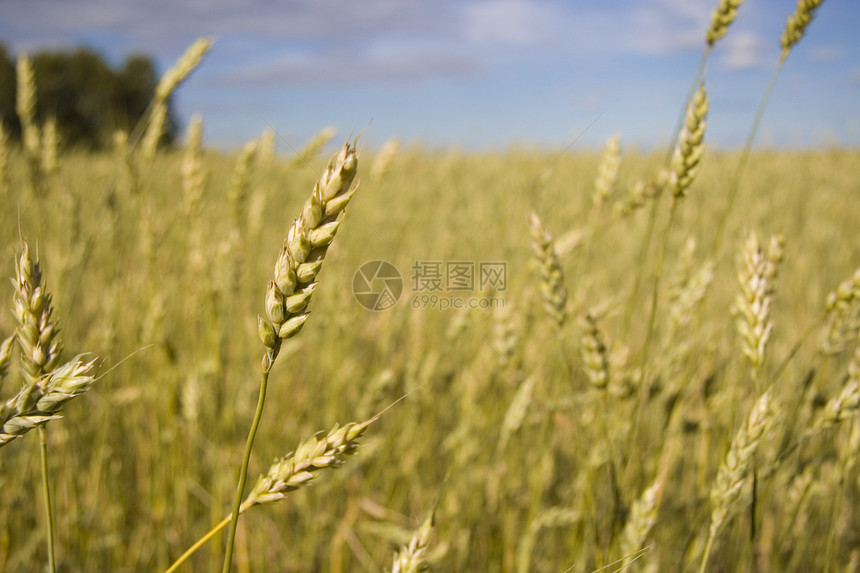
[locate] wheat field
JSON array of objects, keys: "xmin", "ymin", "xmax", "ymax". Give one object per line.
[{"xmin": 1, "ymin": 2, "xmax": 860, "ymax": 572}]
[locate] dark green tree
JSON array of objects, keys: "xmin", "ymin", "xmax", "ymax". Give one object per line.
[
  {"xmin": 0, "ymin": 44, "xmax": 18, "ymax": 138},
  {"xmin": 0, "ymin": 45, "xmax": 177, "ymax": 149}
]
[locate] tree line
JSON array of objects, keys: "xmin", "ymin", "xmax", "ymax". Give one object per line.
[{"xmin": 0, "ymin": 44, "xmax": 177, "ymax": 149}]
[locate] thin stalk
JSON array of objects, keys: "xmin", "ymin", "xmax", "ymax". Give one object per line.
[
  {"xmin": 624, "ymin": 49, "xmax": 708, "ymax": 339},
  {"xmin": 622, "ymin": 199, "xmax": 660, "ymax": 339},
  {"xmin": 167, "ymin": 515, "xmax": 232, "ymax": 573},
  {"xmin": 699, "ymin": 533, "xmax": 716, "ymax": 573},
  {"xmin": 222, "ymin": 364, "xmax": 271, "ymax": 573},
  {"xmin": 39, "ymin": 426, "xmax": 56, "ymax": 573},
  {"xmin": 710, "ymin": 59, "xmax": 785, "ymax": 259},
  {"xmin": 627, "ymin": 202, "xmax": 678, "ymax": 459}
]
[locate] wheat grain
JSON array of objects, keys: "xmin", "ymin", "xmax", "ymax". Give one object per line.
[
  {"xmin": 593, "ymin": 134, "xmax": 621, "ymax": 207},
  {"xmin": 528, "ymin": 211, "xmax": 567, "ymax": 328},
  {"xmin": 620, "ymin": 476, "xmax": 664, "ymax": 565},
  {"xmin": 371, "ymin": 138, "xmax": 401, "ymax": 181},
  {"xmin": 16, "ymin": 55, "xmax": 40, "ymax": 159},
  {"xmin": 580, "ymin": 309, "xmax": 610, "ymax": 390},
  {"xmin": 0, "ymin": 336, "xmax": 14, "ymax": 387},
  {"xmin": 0, "ymin": 122, "xmax": 9, "ymax": 195},
  {"xmin": 822, "ymin": 268, "xmax": 860, "ymax": 354},
  {"xmin": 706, "ymin": 0, "xmax": 746, "ymax": 46},
  {"xmin": 258, "ymin": 127, "xmax": 276, "ymax": 163},
  {"xmin": 811, "ymin": 345, "xmax": 860, "ymax": 432},
  {"xmin": 228, "ymin": 140, "xmax": 258, "ymax": 232},
  {"xmin": 289, "ymin": 126, "xmax": 337, "ymax": 168},
  {"xmin": 390, "ymin": 511, "xmax": 435, "ymax": 573},
  {"xmin": 706, "ymin": 390, "xmax": 774, "ymax": 549},
  {"xmin": 669, "ymin": 84, "xmax": 708, "ymax": 200},
  {"xmin": 41, "ymin": 117, "xmax": 59, "ymax": 176},
  {"xmin": 781, "ymin": 0, "xmax": 826, "ymax": 58},
  {"xmin": 143, "ymin": 37, "xmax": 213, "ymax": 160},
  {"xmin": 155, "ymin": 37, "xmax": 213, "ymax": 101},
  {"xmin": 242, "ymin": 418, "xmax": 374, "ymax": 508},
  {"xmin": 613, "ymin": 169, "xmax": 668, "ymax": 219},
  {"xmin": 261, "ymin": 142, "xmax": 359, "ymax": 363},
  {"xmin": 0, "ymin": 356, "xmax": 98, "ymax": 447},
  {"xmin": 733, "ymin": 230, "xmax": 779, "ymax": 377}
]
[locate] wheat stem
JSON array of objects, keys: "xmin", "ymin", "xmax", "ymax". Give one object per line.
[
  {"xmin": 39, "ymin": 426, "xmax": 56, "ymax": 573},
  {"xmin": 222, "ymin": 368, "xmax": 269, "ymax": 573}
]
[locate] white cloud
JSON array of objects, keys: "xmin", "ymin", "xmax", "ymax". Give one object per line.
[
  {"xmin": 459, "ymin": 0, "xmax": 564, "ymax": 46},
  {"xmin": 808, "ymin": 45, "xmax": 844, "ymax": 63},
  {"xmin": 719, "ymin": 31, "xmax": 766, "ymax": 70}
]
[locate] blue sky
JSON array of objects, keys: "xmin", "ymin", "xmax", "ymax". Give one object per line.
[{"xmin": 1, "ymin": 0, "xmax": 858, "ymax": 151}]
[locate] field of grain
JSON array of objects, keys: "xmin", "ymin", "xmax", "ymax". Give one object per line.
[{"xmin": 2, "ymin": 3, "xmax": 859, "ymax": 572}]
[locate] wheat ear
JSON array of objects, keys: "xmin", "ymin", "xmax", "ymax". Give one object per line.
[
  {"xmin": 0, "ymin": 244, "xmax": 99, "ymax": 446},
  {"xmin": 781, "ymin": 0, "xmax": 826, "ymax": 59},
  {"xmin": 528, "ymin": 212, "xmax": 567, "ymax": 328},
  {"xmin": 669, "ymin": 83, "xmax": 708, "ymax": 201},
  {"xmin": 167, "ymin": 417, "xmax": 374, "ymax": 573},
  {"xmin": 706, "ymin": 0, "xmax": 746, "ymax": 46},
  {"xmin": 592, "ymin": 134, "xmax": 621, "ymax": 207},
  {"xmin": 142, "ymin": 37, "xmax": 213, "ymax": 160},
  {"xmin": 700, "ymin": 390, "xmax": 774, "ymax": 572},
  {"xmin": 620, "ymin": 477, "xmax": 664, "ymax": 567},
  {"xmin": 390, "ymin": 511, "xmax": 435, "ymax": 573},
  {"xmin": 223, "ymin": 142, "xmax": 359, "ymax": 573}
]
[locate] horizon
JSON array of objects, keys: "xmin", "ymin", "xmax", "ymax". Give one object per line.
[{"xmin": 1, "ymin": 0, "xmax": 858, "ymax": 152}]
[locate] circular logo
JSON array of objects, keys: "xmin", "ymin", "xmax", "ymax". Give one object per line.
[{"xmin": 352, "ymin": 260, "xmax": 403, "ymax": 311}]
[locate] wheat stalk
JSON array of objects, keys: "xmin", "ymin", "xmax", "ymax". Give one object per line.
[
  {"xmin": 371, "ymin": 137, "xmax": 401, "ymax": 181},
  {"xmin": 261, "ymin": 142, "xmax": 360, "ymax": 361},
  {"xmin": 706, "ymin": 0, "xmax": 746, "ymax": 46},
  {"xmin": 810, "ymin": 345, "xmax": 860, "ymax": 432},
  {"xmin": 593, "ymin": 135, "xmax": 621, "ymax": 207},
  {"xmin": 700, "ymin": 389, "xmax": 774, "ymax": 572},
  {"xmin": 223, "ymin": 142, "xmax": 359, "ymax": 572},
  {"xmin": 528, "ymin": 212, "xmax": 567, "ymax": 328},
  {"xmin": 669, "ymin": 83, "xmax": 708, "ymax": 201},
  {"xmin": 781, "ymin": 0, "xmax": 826, "ymax": 59},
  {"xmin": 822, "ymin": 268, "xmax": 860, "ymax": 354},
  {"xmin": 620, "ymin": 476, "xmax": 664, "ymax": 567},
  {"xmin": 41, "ymin": 116, "xmax": 59, "ymax": 176},
  {"xmin": 0, "ymin": 244, "xmax": 99, "ymax": 446},
  {"xmin": 167, "ymin": 417, "xmax": 374, "ymax": 573},
  {"xmin": 289, "ymin": 126, "xmax": 337, "ymax": 168},
  {"xmin": 389, "ymin": 511, "xmax": 435, "ymax": 573},
  {"xmin": 733, "ymin": 231, "xmax": 781, "ymax": 380},
  {"xmin": 0, "ymin": 122, "xmax": 9, "ymax": 195},
  {"xmin": 16, "ymin": 54, "xmax": 40, "ymax": 159},
  {"xmin": 243, "ymin": 418, "xmax": 374, "ymax": 507},
  {"xmin": 258, "ymin": 126, "xmax": 277, "ymax": 163},
  {"xmin": 580, "ymin": 309, "xmax": 610, "ymax": 390},
  {"xmin": 142, "ymin": 37, "xmax": 213, "ymax": 160}
]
